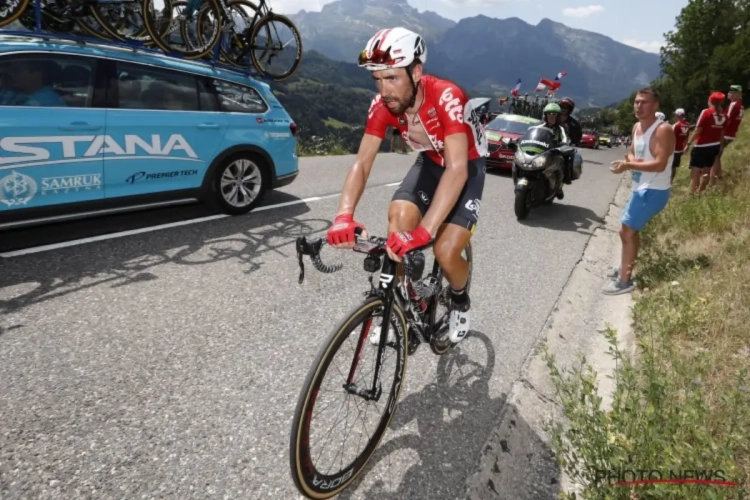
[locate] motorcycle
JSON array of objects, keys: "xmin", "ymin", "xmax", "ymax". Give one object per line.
[{"xmin": 506, "ymin": 126, "xmax": 582, "ymax": 220}]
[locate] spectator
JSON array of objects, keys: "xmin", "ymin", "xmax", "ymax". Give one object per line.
[
  {"xmin": 686, "ymin": 92, "xmax": 726, "ymax": 194},
  {"xmin": 671, "ymin": 108, "xmax": 691, "ymax": 183},
  {"xmin": 711, "ymin": 85, "xmax": 743, "ymax": 184},
  {"xmin": 603, "ymin": 87, "xmax": 675, "ymax": 295}
]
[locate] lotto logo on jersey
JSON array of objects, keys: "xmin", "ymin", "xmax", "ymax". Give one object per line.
[
  {"xmin": 368, "ymin": 94, "xmax": 382, "ymax": 120},
  {"xmin": 439, "ymin": 87, "xmax": 463, "ymax": 122}
]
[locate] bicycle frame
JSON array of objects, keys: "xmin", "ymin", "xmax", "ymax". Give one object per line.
[{"xmin": 296, "ymin": 232, "xmax": 438, "ymax": 403}]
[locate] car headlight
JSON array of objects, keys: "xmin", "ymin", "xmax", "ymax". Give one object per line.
[{"xmin": 502, "ymin": 137, "xmax": 510, "ymax": 144}]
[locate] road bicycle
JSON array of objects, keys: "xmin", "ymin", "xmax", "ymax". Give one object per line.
[
  {"xmin": 289, "ymin": 229, "xmax": 473, "ymax": 499},
  {"xmin": 141, "ymin": 0, "xmax": 301, "ymax": 80},
  {"xmin": 2, "ymin": 0, "xmax": 155, "ymax": 43}
]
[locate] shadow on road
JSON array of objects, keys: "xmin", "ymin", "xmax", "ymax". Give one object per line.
[
  {"xmin": 336, "ymin": 331, "xmax": 561, "ymax": 500},
  {"xmin": 0, "ymin": 193, "xmax": 331, "ymax": 317},
  {"xmin": 518, "ymin": 203, "xmax": 604, "ymax": 235}
]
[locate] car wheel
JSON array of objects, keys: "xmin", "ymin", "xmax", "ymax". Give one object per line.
[{"xmin": 209, "ymin": 153, "xmax": 268, "ymax": 215}]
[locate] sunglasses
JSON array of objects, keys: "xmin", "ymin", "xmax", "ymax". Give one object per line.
[{"xmin": 358, "ymin": 48, "xmax": 401, "ymax": 67}]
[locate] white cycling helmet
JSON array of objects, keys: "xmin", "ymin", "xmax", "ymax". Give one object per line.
[
  {"xmin": 655, "ymin": 111, "xmax": 666, "ymax": 120},
  {"xmin": 358, "ymin": 27, "xmax": 427, "ymax": 71},
  {"xmin": 674, "ymin": 108, "xmax": 685, "ymax": 116}
]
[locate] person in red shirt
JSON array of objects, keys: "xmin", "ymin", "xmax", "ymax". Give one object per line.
[
  {"xmin": 711, "ymin": 85, "xmax": 743, "ymax": 184},
  {"xmin": 686, "ymin": 92, "xmax": 726, "ymax": 193},
  {"xmin": 326, "ymin": 27, "xmax": 488, "ymax": 347},
  {"xmin": 671, "ymin": 108, "xmax": 691, "ymax": 183}
]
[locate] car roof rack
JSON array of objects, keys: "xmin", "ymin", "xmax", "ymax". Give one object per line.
[{"xmin": 0, "ymin": 2, "xmax": 268, "ymax": 82}]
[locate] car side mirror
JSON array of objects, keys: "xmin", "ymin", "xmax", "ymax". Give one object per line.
[{"xmin": 506, "ymin": 142, "xmax": 518, "ymax": 152}]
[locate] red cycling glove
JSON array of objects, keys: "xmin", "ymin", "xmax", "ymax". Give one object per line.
[
  {"xmin": 386, "ymin": 226, "xmax": 432, "ymax": 258},
  {"xmin": 327, "ymin": 213, "xmax": 365, "ymax": 246}
]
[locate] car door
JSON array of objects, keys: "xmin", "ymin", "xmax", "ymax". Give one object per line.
[
  {"xmin": 103, "ymin": 60, "xmax": 227, "ymax": 199},
  {"xmin": 0, "ymin": 52, "xmax": 105, "ymax": 213}
]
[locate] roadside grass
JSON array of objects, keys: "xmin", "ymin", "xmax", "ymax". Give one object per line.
[{"xmin": 543, "ymin": 115, "xmax": 750, "ymax": 499}]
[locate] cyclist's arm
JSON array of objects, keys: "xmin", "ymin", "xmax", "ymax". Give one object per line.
[
  {"xmin": 335, "ymin": 96, "xmax": 389, "ymax": 216},
  {"xmin": 335, "ymin": 133, "xmax": 382, "ymax": 216},
  {"xmin": 421, "ymin": 132, "xmax": 469, "ymax": 235}
]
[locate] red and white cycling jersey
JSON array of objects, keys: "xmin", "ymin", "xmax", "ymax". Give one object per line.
[{"xmin": 364, "ymin": 75, "xmax": 488, "ymax": 166}]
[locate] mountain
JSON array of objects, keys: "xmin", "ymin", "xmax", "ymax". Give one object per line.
[
  {"xmin": 288, "ymin": 0, "xmax": 661, "ymax": 106},
  {"xmin": 290, "ymin": 0, "xmax": 455, "ymax": 62}
]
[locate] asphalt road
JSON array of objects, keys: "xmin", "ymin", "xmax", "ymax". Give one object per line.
[{"xmin": 0, "ymin": 146, "xmax": 625, "ymax": 499}]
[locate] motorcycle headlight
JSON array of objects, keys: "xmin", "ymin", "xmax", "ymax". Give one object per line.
[
  {"xmin": 532, "ymin": 155, "xmax": 548, "ymax": 168},
  {"xmin": 514, "ymin": 150, "xmax": 527, "ymax": 164}
]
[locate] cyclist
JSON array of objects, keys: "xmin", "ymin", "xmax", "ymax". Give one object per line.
[
  {"xmin": 557, "ymin": 97, "xmax": 582, "ymax": 183},
  {"xmin": 326, "ymin": 27, "xmax": 487, "ymax": 346}
]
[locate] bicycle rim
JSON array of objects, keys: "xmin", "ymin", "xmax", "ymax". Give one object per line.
[
  {"xmin": 0, "ymin": 0, "xmax": 29, "ymax": 28},
  {"xmin": 199, "ymin": 0, "xmax": 259, "ymax": 67},
  {"xmin": 89, "ymin": 1, "xmax": 153, "ymax": 44},
  {"xmin": 289, "ymin": 296, "xmax": 409, "ymax": 499},
  {"xmin": 249, "ymin": 13, "xmax": 302, "ymax": 80}
]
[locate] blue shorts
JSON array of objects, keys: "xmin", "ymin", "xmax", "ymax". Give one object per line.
[{"xmin": 620, "ymin": 188, "xmax": 670, "ymax": 231}]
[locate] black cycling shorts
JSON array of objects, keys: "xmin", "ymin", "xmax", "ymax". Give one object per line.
[{"xmin": 392, "ymin": 152, "xmax": 486, "ymax": 233}]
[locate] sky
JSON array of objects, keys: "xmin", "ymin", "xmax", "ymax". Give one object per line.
[{"xmin": 270, "ymin": 0, "xmax": 689, "ymax": 54}]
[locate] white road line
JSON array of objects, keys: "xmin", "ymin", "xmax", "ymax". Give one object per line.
[{"xmin": 0, "ymin": 184, "xmax": 397, "ymax": 258}]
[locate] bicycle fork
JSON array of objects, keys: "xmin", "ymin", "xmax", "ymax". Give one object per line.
[{"xmin": 343, "ymin": 258, "xmax": 401, "ymax": 403}]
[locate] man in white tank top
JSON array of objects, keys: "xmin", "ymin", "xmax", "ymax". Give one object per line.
[{"xmin": 603, "ymin": 87, "xmax": 675, "ymax": 295}]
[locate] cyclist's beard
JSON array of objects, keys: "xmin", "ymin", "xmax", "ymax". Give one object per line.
[{"xmin": 384, "ymin": 90, "xmax": 414, "ymax": 116}]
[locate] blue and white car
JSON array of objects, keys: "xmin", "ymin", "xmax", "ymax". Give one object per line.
[{"xmin": 0, "ymin": 33, "xmax": 299, "ymax": 227}]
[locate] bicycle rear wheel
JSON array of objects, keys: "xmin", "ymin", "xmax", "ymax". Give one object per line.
[
  {"xmin": 429, "ymin": 240, "xmax": 472, "ymax": 355},
  {"xmin": 248, "ymin": 13, "xmax": 302, "ymax": 80},
  {"xmin": 0, "ymin": 0, "xmax": 29, "ymax": 28},
  {"xmin": 289, "ymin": 296, "xmax": 409, "ymax": 499}
]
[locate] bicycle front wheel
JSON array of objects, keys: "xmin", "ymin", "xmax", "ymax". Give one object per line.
[
  {"xmin": 289, "ymin": 296, "xmax": 409, "ymax": 499},
  {"xmin": 248, "ymin": 13, "xmax": 302, "ymax": 80}
]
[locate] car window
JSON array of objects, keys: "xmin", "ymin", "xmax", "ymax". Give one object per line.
[
  {"xmin": 114, "ymin": 61, "xmax": 201, "ymax": 111},
  {"xmin": 209, "ymin": 79, "xmax": 268, "ymax": 114},
  {"xmin": 0, "ymin": 54, "xmax": 95, "ymax": 108}
]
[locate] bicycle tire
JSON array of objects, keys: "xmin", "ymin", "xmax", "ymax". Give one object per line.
[
  {"xmin": 89, "ymin": 1, "xmax": 153, "ymax": 44},
  {"xmin": 289, "ymin": 296, "xmax": 409, "ymax": 499},
  {"xmin": 0, "ymin": 0, "xmax": 29, "ymax": 28},
  {"xmin": 143, "ymin": 0, "xmax": 220, "ymax": 58},
  {"xmin": 429, "ymin": 240, "xmax": 472, "ymax": 356},
  {"xmin": 248, "ymin": 12, "xmax": 302, "ymax": 81},
  {"xmin": 195, "ymin": 0, "xmax": 259, "ymax": 67}
]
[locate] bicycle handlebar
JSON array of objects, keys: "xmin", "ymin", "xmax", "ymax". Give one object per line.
[{"xmin": 295, "ymin": 228, "xmax": 434, "ymax": 285}]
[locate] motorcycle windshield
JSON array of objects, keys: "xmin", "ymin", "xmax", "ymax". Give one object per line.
[{"xmin": 518, "ymin": 126, "xmax": 555, "ymax": 155}]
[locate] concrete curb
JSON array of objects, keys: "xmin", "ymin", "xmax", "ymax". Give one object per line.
[{"xmin": 465, "ymin": 173, "xmax": 637, "ymax": 499}]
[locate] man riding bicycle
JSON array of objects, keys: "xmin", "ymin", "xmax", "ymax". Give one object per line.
[{"xmin": 326, "ymin": 27, "xmax": 487, "ymax": 346}]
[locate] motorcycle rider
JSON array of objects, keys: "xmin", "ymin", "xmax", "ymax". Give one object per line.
[
  {"xmin": 557, "ymin": 97, "xmax": 582, "ymax": 183},
  {"xmin": 540, "ymin": 102, "xmax": 576, "ymax": 188}
]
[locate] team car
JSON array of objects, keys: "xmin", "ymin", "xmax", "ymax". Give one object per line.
[
  {"xmin": 484, "ymin": 113, "xmax": 542, "ymax": 169},
  {"xmin": 0, "ymin": 34, "xmax": 299, "ymax": 228}
]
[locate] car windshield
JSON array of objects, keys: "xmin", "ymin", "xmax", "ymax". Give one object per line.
[{"xmin": 485, "ymin": 117, "xmax": 535, "ymax": 135}]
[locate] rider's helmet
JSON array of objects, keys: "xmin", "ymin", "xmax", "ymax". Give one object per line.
[
  {"xmin": 544, "ymin": 102, "xmax": 562, "ymax": 114},
  {"xmin": 655, "ymin": 111, "xmax": 666, "ymax": 121},
  {"xmin": 558, "ymin": 97, "xmax": 575, "ymax": 114},
  {"xmin": 358, "ymin": 27, "xmax": 427, "ymax": 71}
]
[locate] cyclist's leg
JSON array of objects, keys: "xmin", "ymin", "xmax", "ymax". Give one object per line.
[
  {"xmin": 370, "ymin": 153, "xmax": 439, "ymax": 345},
  {"xmin": 433, "ymin": 156, "xmax": 486, "ymax": 343}
]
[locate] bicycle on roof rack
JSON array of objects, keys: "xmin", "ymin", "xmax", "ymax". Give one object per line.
[
  {"xmin": 288, "ymin": 229, "xmax": 473, "ymax": 499},
  {"xmin": 1, "ymin": 0, "xmax": 302, "ymax": 80},
  {"xmin": 140, "ymin": 0, "xmax": 302, "ymax": 80}
]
